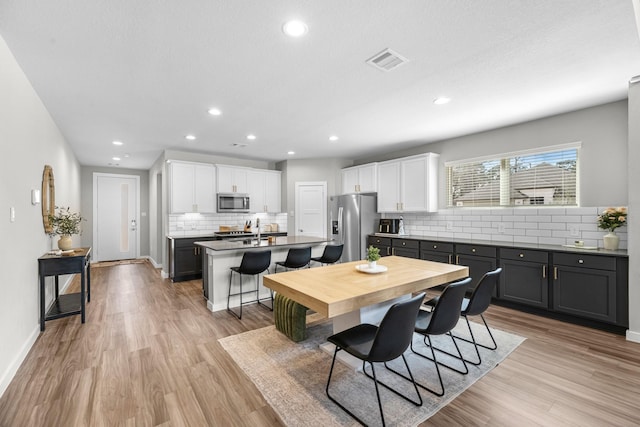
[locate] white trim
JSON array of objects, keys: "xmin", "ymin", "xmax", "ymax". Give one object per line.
[
  {"xmin": 444, "ymin": 141, "xmax": 582, "ymax": 167},
  {"xmin": 626, "ymin": 329, "xmax": 640, "ymax": 344},
  {"xmin": 294, "ymin": 181, "xmax": 328, "ymax": 238},
  {"xmin": 92, "ymin": 173, "xmax": 141, "ymax": 261},
  {"xmin": 0, "ymin": 325, "xmax": 39, "ymax": 398}
]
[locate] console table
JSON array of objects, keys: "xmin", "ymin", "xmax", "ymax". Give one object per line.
[{"xmin": 38, "ymin": 247, "xmax": 91, "ymax": 331}]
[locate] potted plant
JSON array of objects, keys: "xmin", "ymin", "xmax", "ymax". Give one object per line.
[
  {"xmin": 597, "ymin": 207, "xmax": 627, "ymax": 250},
  {"xmin": 366, "ymin": 245, "xmax": 381, "ymax": 269},
  {"xmin": 49, "ymin": 206, "xmax": 85, "ymax": 250}
]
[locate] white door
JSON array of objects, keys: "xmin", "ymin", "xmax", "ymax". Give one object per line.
[
  {"xmin": 295, "ymin": 182, "xmax": 327, "ymax": 238},
  {"xmin": 94, "ymin": 173, "xmax": 140, "ymax": 261}
]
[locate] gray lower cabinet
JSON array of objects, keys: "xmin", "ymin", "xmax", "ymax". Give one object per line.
[
  {"xmin": 172, "ymin": 237, "xmax": 215, "ymax": 282},
  {"xmin": 391, "ymin": 238, "xmax": 419, "ymax": 258},
  {"xmin": 552, "ymin": 253, "xmax": 618, "ymax": 324},
  {"xmin": 367, "ymin": 236, "xmax": 392, "ymax": 257},
  {"xmin": 455, "ymin": 244, "xmax": 497, "ymax": 292},
  {"xmin": 500, "ymin": 248, "xmax": 549, "ymax": 309},
  {"xmin": 420, "ymin": 241, "xmax": 453, "ymax": 264}
]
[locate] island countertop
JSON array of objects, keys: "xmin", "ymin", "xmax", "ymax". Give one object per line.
[{"xmin": 195, "ymin": 235, "xmax": 332, "ymax": 251}]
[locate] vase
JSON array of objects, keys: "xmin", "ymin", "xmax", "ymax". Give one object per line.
[
  {"xmin": 602, "ymin": 232, "xmax": 619, "ymax": 250},
  {"xmin": 58, "ymin": 235, "xmax": 73, "ymax": 251},
  {"xmin": 368, "ymin": 260, "xmax": 377, "ymax": 269}
]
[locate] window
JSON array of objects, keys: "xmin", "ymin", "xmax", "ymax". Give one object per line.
[{"xmin": 446, "ymin": 144, "xmax": 579, "ymax": 208}]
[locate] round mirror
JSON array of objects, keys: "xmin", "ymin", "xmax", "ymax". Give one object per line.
[{"xmin": 42, "ymin": 165, "xmax": 55, "ymax": 234}]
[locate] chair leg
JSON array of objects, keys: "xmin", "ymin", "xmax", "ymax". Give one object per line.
[
  {"xmin": 445, "ymin": 314, "xmax": 498, "ymax": 365},
  {"xmin": 257, "ymin": 269, "xmax": 274, "ymax": 311},
  {"xmin": 227, "ymin": 271, "xmax": 242, "ymax": 319},
  {"xmin": 326, "ymin": 349, "xmax": 373, "ymax": 427},
  {"xmin": 364, "ymin": 354, "xmax": 423, "ymax": 406},
  {"xmin": 409, "ymin": 332, "xmax": 469, "ymax": 375}
]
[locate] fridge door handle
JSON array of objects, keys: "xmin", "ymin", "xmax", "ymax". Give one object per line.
[{"xmin": 337, "ymin": 206, "xmax": 344, "ymax": 243}]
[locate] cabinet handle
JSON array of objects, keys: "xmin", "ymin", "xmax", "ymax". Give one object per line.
[
  {"xmin": 433, "ymin": 245, "xmax": 437, "ymax": 249},
  {"xmin": 448, "ymin": 254, "xmax": 452, "ymax": 264},
  {"xmin": 519, "ymin": 253, "xmax": 524, "ymax": 258},
  {"xmin": 402, "ymin": 242, "xmax": 406, "ymax": 246},
  {"xmin": 553, "ymin": 266, "xmax": 558, "ymax": 280},
  {"xmin": 542, "ymin": 265, "xmax": 546, "ymax": 278},
  {"xmin": 387, "ymin": 247, "xmax": 391, "ymax": 256},
  {"xmin": 392, "ymin": 248, "xmax": 396, "ymax": 255},
  {"xmin": 456, "ymin": 255, "xmax": 460, "ymax": 264},
  {"xmin": 578, "ymin": 259, "xmax": 584, "ymax": 264},
  {"xmin": 472, "ymin": 248, "xmax": 476, "ymax": 253}
]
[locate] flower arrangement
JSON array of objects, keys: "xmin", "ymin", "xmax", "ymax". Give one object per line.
[
  {"xmin": 49, "ymin": 206, "xmax": 85, "ymax": 236},
  {"xmin": 366, "ymin": 245, "xmax": 381, "ymax": 262},
  {"xmin": 597, "ymin": 207, "xmax": 627, "ymax": 232}
]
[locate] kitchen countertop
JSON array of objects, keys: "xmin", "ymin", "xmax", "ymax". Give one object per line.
[
  {"xmin": 167, "ymin": 231, "xmax": 285, "ymax": 239},
  {"xmin": 195, "ymin": 236, "xmax": 332, "ymax": 251},
  {"xmin": 372, "ymin": 233, "xmax": 628, "ymax": 257}
]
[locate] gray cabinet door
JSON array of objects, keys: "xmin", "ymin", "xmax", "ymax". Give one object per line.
[
  {"xmin": 500, "ymin": 259, "xmax": 549, "ymax": 308},
  {"xmin": 456, "ymin": 254, "xmax": 497, "ymax": 293},
  {"xmin": 552, "ymin": 265, "xmax": 616, "ymax": 323}
]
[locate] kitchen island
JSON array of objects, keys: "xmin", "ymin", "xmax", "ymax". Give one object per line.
[{"xmin": 196, "ymin": 236, "xmax": 331, "ymax": 312}]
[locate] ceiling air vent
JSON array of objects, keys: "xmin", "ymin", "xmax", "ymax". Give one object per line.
[
  {"xmin": 231, "ymin": 143, "xmax": 248, "ymax": 148},
  {"xmin": 366, "ymin": 48, "xmax": 408, "ymax": 72}
]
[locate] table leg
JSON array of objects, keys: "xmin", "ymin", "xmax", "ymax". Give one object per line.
[
  {"xmin": 87, "ymin": 258, "xmax": 91, "ymax": 302},
  {"xmin": 80, "ymin": 269, "xmax": 86, "ymax": 324},
  {"xmin": 40, "ymin": 274, "xmax": 45, "ymax": 332},
  {"xmin": 54, "ymin": 276, "xmax": 59, "ymax": 298}
]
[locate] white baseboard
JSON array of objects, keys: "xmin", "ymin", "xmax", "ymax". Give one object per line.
[
  {"xmin": 626, "ymin": 329, "xmax": 640, "ymax": 344},
  {"xmin": 161, "ymin": 270, "xmax": 169, "ymax": 279},
  {"xmin": 143, "ymin": 256, "xmax": 162, "ymax": 269},
  {"xmin": 0, "ymin": 324, "xmax": 40, "ymax": 399}
]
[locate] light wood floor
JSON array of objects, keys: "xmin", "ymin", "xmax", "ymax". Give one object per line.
[{"xmin": 1, "ymin": 261, "xmax": 639, "ymax": 426}]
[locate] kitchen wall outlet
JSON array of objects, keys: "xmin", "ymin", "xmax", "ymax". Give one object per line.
[
  {"xmin": 569, "ymin": 224, "xmax": 579, "ymax": 237},
  {"xmin": 498, "ymin": 223, "xmax": 505, "ymax": 233},
  {"xmin": 446, "ymin": 221, "xmax": 453, "ymax": 231}
]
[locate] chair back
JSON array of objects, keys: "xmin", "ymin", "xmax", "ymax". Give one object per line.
[
  {"xmin": 464, "ymin": 268, "xmax": 502, "ymax": 316},
  {"xmin": 321, "ymin": 244, "xmax": 343, "ymax": 263},
  {"xmin": 283, "ymin": 247, "xmax": 311, "ymax": 268},
  {"xmin": 425, "ymin": 278, "xmax": 472, "ymax": 336},
  {"xmin": 369, "ymin": 292, "xmax": 426, "ymax": 362},
  {"xmin": 238, "ymin": 250, "xmax": 271, "ymax": 275}
]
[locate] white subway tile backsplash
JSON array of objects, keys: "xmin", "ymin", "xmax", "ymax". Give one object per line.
[{"xmin": 398, "ymin": 205, "xmax": 627, "ymax": 249}]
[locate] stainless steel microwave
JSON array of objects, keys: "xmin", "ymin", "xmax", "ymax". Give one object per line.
[{"xmin": 217, "ymin": 193, "xmax": 250, "ymax": 213}]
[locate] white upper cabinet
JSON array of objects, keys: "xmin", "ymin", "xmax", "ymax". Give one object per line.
[
  {"xmin": 247, "ymin": 169, "xmax": 281, "ymax": 213},
  {"xmin": 169, "ymin": 161, "xmax": 216, "ymax": 213},
  {"xmin": 217, "ymin": 165, "xmax": 249, "ymax": 193},
  {"xmin": 341, "ymin": 163, "xmax": 377, "ymax": 193},
  {"xmin": 376, "ymin": 153, "xmax": 439, "ymax": 213}
]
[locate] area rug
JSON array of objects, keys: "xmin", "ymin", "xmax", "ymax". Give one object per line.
[{"xmin": 219, "ymin": 317, "xmax": 525, "ymax": 427}]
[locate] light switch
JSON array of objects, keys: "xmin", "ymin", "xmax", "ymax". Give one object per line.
[{"xmin": 10, "ymin": 207, "xmax": 15, "ymax": 222}]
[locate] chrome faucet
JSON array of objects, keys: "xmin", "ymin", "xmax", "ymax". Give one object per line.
[{"xmin": 256, "ymin": 217, "xmax": 261, "ymax": 242}]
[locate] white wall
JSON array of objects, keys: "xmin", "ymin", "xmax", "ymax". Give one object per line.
[
  {"xmin": 627, "ymin": 78, "xmax": 640, "ymax": 343},
  {"xmin": 277, "ymin": 158, "xmax": 352, "ymax": 236},
  {"xmin": 359, "ymin": 101, "xmax": 628, "ymax": 207},
  {"xmin": 0, "ymin": 35, "xmax": 81, "ymax": 396}
]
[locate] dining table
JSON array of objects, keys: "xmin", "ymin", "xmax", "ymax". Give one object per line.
[{"xmin": 263, "ymin": 255, "xmax": 469, "ymax": 366}]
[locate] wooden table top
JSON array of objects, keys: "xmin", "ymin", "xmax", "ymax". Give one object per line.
[{"xmin": 263, "ymin": 256, "xmax": 469, "ymax": 318}]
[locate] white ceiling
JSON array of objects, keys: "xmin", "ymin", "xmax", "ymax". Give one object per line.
[{"xmin": 1, "ymin": 1, "xmax": 639, "ymax": 169}]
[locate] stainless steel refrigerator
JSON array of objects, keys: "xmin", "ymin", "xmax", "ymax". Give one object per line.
[{"xmin": 329, "ymin": 193, "xmax": 380, "ymax": 262}]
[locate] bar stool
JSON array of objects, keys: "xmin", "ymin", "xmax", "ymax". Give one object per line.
[
  {"xmin": 227, "ymin": 249, "xmax": 272, "ymax": 319},
  {"xmin": 310, "ymin": 244, "xmax": 343, "ymax": 266},
  {"xmin": 274, "ymin": 247, "xmax": 311, "ymax": 272}
]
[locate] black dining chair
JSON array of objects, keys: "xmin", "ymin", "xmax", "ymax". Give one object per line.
[
  {"xmin": 423, "ymin": 268, "xmax": 502, "ymax": 365},
  {"xmin": 310, "ymin": 244, "xmax": 343, "ymax": 266},
  {"xmin": 388, "ymin": 278, "xmax": 470, "ymax": 397},
  {"xmin": 274, "ymin": 247, "xmax": 311, "ymax": 272},
  {"xmin": 325, "ymin": 292, "xmax": 426, "ymax": 427},
  {"xmin": 227, "ymin": 249, "xmax": 272, "ymax": 319}
]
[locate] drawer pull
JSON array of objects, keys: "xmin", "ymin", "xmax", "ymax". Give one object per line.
[
  {"xmin": 519, "ymin": 253, "xmax": 524, "ymax": 258},
  {"xmin": 402, "ymin": 242, "xmax": 406, "ymax": 246},
  {"xmin": 472, "ymin": 248, "xmax": 476, "ymax": 253},
  {"xmin": 433, "ymin": 245, "xmax": 437, "ymax": 249},
  {"xmin": 578, "ymin": 259, "xmax": 584, "ymax": 264}
]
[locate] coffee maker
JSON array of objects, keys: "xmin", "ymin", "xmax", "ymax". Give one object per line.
[{"xmin": 378, "ymin": 219, "xmax": 400, "ymax": 234}]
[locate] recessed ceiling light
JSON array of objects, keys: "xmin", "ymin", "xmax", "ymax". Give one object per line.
[
  {"xmin": 287, "ymin": 151, "xmax": 295, "ymax": 155},
  {"xmin": 112, "ymin": 140, "xmax": 123, "ymax": 146},
  {"xmin": 185, "ymin": 134, "xmax": 196, "ymax": 140},
  {"xmin": 246, "ymin": 134, "xmax": 256, "ymax": 140},
  {"xmin": 433, "ymin": 97, "xmax": 451, "ymax": 105},
  {"xmin": 282, "ymin": 20, "xmax": 308, "ymax": 37},
  {"xmin": 112, "ymin": 156, "xmax": 121, "ymax": 161},
  {"xmin": 329, "ymin": 135, "xmax": 339, "ymax": 142},
  {"xmin": 208, "ymin": 108, "xmax": 222, "ymax": 116}
]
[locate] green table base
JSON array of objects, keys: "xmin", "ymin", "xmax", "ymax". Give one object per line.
[{"xmin": 274, "ymin": 293, "xmax": 308, "ymax": 342}]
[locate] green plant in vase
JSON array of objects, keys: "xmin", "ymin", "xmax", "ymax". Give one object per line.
[
  {"xmin": 366, "ymin": 245, "xmax": 381, "ymax": 269},
  {"xmin": 49, "ymin": 206, "xmax": 85, "ymax": 251}
]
